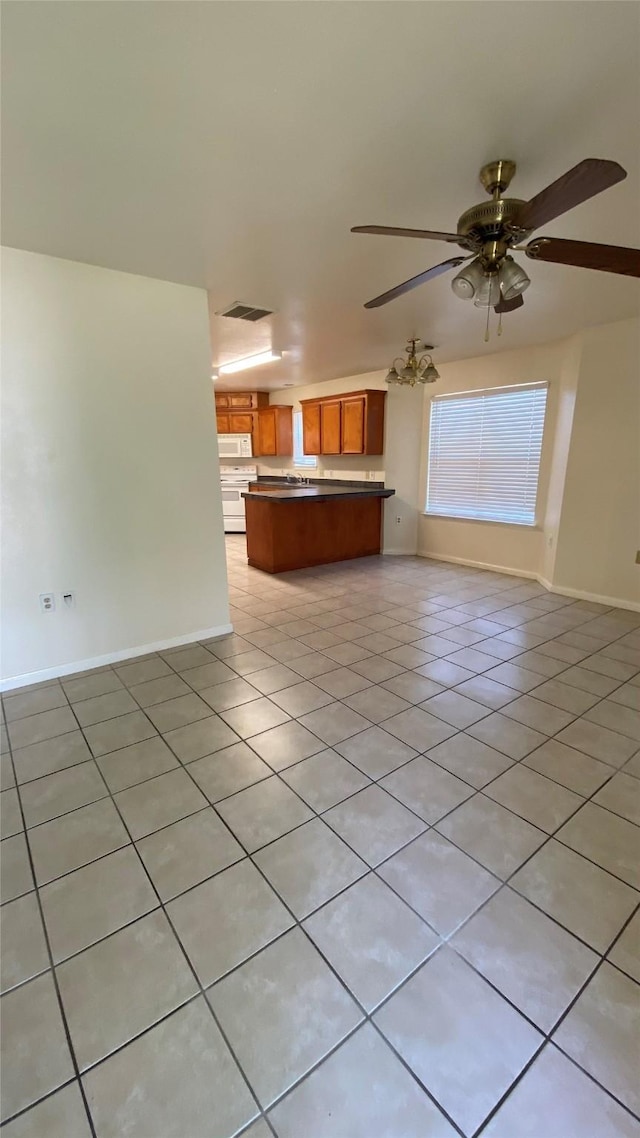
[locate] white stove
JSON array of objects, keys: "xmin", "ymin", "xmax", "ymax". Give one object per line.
[{"xmin": 220, "ymin": 464, "xmax": 256, "ymax": 533}]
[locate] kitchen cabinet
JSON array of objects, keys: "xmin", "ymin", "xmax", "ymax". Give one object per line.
[
  {"xmin": 299, "ymin": 389, "xmax": 386, "ymax": 455},
  {"xmin": 215, "ymin": 391, "xmax": 269, "ymax": 411},
  {"xmin": 320, "ymin": 401, "xmax": 342, "ymax": 455},
  {"xmin": 216, "ymin": 411, "xmax": 254, "ymax": 434},
  {"xmin": 341, "ymin": 396, "xmax": 366, "ymax": 454},
  {"xmin": 254, "ymin": 405, "xmax": 293, "ymax": 456},
  {"xmin": 214, "ymin": 390, "xmax": 270, "ymax": 436},
  {"xmin": 302, "ymin": 403, "xmax": 321, "ymax": 455}
]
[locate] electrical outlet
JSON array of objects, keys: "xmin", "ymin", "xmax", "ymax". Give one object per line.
[
  {"xmin": 395, "ymin": 515, "xmax": 402, "ymax": 525},
  {"xmin": 40, "ymin": 593, "xmax": 55, "ymax": 613}
]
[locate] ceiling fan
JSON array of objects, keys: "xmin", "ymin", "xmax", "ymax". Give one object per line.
[{"xmin": 352, "ymin": 159, "xmax": 640, "ymax": 314}]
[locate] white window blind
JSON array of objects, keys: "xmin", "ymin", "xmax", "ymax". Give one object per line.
[
  {"xmin": 426, "ymin": 382, "xmax": 548, "ymax": 525},
  {"xmin": 293, "ymin": 410, "xmax": 317, "ymax": 468}
]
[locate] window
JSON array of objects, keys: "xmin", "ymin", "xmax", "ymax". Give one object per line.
[
  {"xmin": 426, "ymin": 382, "xmax": 548, "ymax": 526},
  {"xmin": 293, "ymin": 410, "xmax": 317, "ymax": 468}
]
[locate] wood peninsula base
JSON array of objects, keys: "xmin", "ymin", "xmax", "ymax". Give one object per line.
[{"xmin": 244, "ymin": 493, "xmax": 387, "ymax": 573}]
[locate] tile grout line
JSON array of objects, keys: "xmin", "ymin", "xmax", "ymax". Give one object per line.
[
  {"xmin": 55, "ymin": 691, "xmax": 281, "ymax": 1138},
  {"xmin": 2, "ymin": 558, "xmax": 638, "ymax": 1133},
  {"xmin": 1, "ymin": 701, "xmax": 100, "ymax": 1138},
  {"xmin": 4, "ymin": 671, "xmax": 475, "ymax": 1134}
]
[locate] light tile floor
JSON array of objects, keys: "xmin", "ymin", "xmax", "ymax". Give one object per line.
[{"xmin": 1, "ymin": 535, "xmax": 640, "ymax": 1137}]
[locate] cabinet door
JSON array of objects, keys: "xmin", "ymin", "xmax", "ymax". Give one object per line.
[
  {"xmin": 256, "ymin": 409, "xmax": 277, "ymax": 456},
  {"xmin": 320, "ymin": 402, "xmax": 342, "ymax": 454},
  {"xmin": 215, "ymin": 393, "xmax": 229, "ymax": 408},
  {"xmin": 341, "ymin": 397, "xmax": 366, "ymax": 454},
  {"xmin": 228, "ymin": 413, "xmax": 254, "ymax": 434},
  {"xmin": 275, "ymin": 406, "xmax": 293, "ymax": 456},
  {"xmin": 228, "ymin": 393, "xmax": 254, "ymax": 409},
  {"xmin": 216, "ymin": 412, "xmax": 230, "ymax": 433},
  {"xmin": 302, "ymin": 404, "xmax": 321, "ymax": 455}
]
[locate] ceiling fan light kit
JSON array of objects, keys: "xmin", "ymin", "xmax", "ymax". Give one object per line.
[
  {"xmin": 452, "ymin": 254, "xmax": 531, "ymax": 309},
  {"xmin": 352, "ymin": 157, "xmax": 639, "ymax": 328},
  {"xmin": 386, "ymin": 340, "xmax": 440, "ymax": 387}
]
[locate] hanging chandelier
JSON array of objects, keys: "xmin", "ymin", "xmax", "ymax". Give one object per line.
[{"xmin": 386, "ymin": 340, "xmax": 440, "ymax": 387}]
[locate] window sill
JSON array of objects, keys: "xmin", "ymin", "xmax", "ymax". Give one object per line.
[{"xmin": 422, "ymin": 512, "xmax": 541, "ymax": 530}]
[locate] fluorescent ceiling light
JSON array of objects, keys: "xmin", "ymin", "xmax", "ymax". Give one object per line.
[{"xmin": 217, "ymin": 349, "xmax": 282, "ymax": 376}]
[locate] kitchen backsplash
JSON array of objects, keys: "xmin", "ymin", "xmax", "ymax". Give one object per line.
[
  {"xmin": 254, "ymin": 454, "xmax": 385, "ymax": 481},
  {"xmin": 256, "ymin": 463, "xmax": 385, "ymax": 481}
]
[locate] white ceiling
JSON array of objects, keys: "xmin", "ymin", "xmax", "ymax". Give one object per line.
[{"xmin": 3, "ymin": 2, "xmax": 639, "ymax": 392}]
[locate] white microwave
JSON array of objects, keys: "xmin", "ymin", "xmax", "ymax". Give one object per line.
[{"xmin": 218, "ymin": 433, "xmax": 253, "ymax": 459}]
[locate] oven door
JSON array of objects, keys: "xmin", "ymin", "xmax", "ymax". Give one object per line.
[{"xmin": 221, "ymin": 483, "xmax": 249, "ymax": 532}]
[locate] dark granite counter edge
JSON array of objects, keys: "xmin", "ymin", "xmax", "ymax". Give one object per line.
[
  {"xmin": 255, "ymin": 475, "xmax": 386, "ymax": 489},
  {"xmin": 242, "ymin": 487, "xmax": 395, "ymax": 503}
]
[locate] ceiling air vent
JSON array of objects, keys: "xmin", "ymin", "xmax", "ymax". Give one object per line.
[{"xmin": 216, "ymin": 301, "xmax": 274, "ymax": 322}]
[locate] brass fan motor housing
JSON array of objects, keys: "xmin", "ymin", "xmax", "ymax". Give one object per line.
[
  {"xmin": 456, "ymin": 161, "xmax": 532, "ymax": 258},
  {"xmin": 457, "ymin": 198, "xmax": 530, "ymax": 246}
]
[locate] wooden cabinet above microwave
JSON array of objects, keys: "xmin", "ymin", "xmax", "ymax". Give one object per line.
[
  {"xmin": 215, "ymin": 391, "xmax": 269, "ymax": 411},
  {"xmin": 214, "ymin": 390, "xmax": 292, "ymax": 456},
  {"xmin": 299, "ymin": 390, "xmax": 386, "ymax": 456},
  {"xmin": 215, "ymin": 390, "xmax": 268, "ymax": 437}
]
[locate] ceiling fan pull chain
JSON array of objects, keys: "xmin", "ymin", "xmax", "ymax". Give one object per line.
[{"xmin": 484, "ymin": 302, "xmax": 491, "ymax": 343}]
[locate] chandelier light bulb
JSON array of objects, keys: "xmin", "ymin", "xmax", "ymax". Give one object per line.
[{"xmin": 385, "ymin": 341, "xmax": 439, "ymax": 389}]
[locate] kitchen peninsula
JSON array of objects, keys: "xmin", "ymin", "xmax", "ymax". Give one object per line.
[{"xmin": 242, "ymin": 480, "xmax": 395, "ymax": 573}]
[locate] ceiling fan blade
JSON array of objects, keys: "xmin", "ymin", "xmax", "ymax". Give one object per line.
[
  {"xmin": 494, "ymin": 293, "xmax": 524, "ymax": 314},
  {"xmin": 363, "ymin": 257, "xmax": 467, "ymax": 309},
  {"xmin": 526, "ymin": 237, "xmax": 640, "ymax": 277},
  {"xmin": 515, "ymin": 159, "xmax": 627, "ymax": 232},
  {"xmin": 352, "ymin": 225, "xmax": 464, "ymax": 244}
]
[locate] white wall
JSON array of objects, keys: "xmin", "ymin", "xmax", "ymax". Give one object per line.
[
  {"xmin": 416, "ymin": 319, "xmax": 640, "ymax": 608},
  {"xmin": 417, "ymin": 339, "xmax": 569, "ymax": 576},
  {"xmin": 1, "ymin": 248, "xmax": 230, "ymax": 688},
  {"xmin": 552, "ymin": 318, "xmax": 640, "ymax": 606},
  {"xmin": 257, "ymin": 370, "xmax": 423, "ymax": 555}
]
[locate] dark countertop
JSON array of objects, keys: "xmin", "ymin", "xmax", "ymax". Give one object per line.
[{"xmin": 242, "ymin": 483, "xmax": 395, "ymax": 503}]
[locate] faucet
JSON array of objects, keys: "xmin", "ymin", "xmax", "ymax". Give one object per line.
[{"xmin": 287, "ymin": 473, "xmax": 308, "ymax": 485}]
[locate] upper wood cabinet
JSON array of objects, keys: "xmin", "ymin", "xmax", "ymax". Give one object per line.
[
  {"xmin": 299, "ymin": 390, "xmax": 386, "ymax": 455},
  {"xmin": 254, "ymin": 405, "xmax": 293, "ymax": 457},
  {"xmin": 302, "ymin": 403, "xmax": 321, "ymax": 456},
  {"xmin": 215, "ymin": 390, "xmax": 269, "ymax": 436},
  {"xmin": 215, "ymin": 391, "xmax": 269, "ymax": 412},
  {"xmin": 228, "ymin": 412, "xmax": 254, "ymax": 435},
  {"xmin": 320, "ymin": 401, "xmax": 342, "ymax": 455},
  {"xmin": 341, "ymin": 396, "xmax": 366, "ymax": 454}
]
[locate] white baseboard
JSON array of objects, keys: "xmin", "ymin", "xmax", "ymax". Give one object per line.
[
  {"xmin": 420, "ymin": 551, "xmax": 639, "ymax": 611},
  {"xmin": 0, "ymin": 623, "xmax": 234, "ymax": 692},
  {"xmin": 417, "ymin": 551, "xmax": 539, "ymax": 580},
  {"xmin": 539, "ymin": 580, "xmax": 640, "ymax": 612},
  {"xmin": 382, "ymin": 548, "xmax": 417, "ymax": 557}
]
